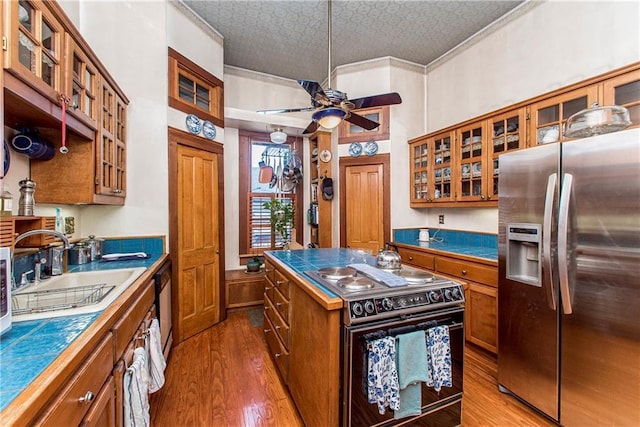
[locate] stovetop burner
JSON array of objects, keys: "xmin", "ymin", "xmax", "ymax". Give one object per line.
[
  {"xmin": 317, "ymin": 266, "xmax": 356, "ymax": 281},
  {"xmin": 336, "ymin": 276, "xmax": 375, "ymax": 291}
]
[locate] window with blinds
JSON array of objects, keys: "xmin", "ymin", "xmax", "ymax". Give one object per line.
[
  {"xmin": 248, "ymin": 194, "xmax": 294, "ymax": 251},
  {"xmin": 245, "ymin": 141, "xmax": 296, "ymax": 253}
]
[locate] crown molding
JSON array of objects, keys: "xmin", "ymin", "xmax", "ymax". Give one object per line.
[{"xmin": 171, "ymin": 0, "xmax": 224, "ymax": 45}]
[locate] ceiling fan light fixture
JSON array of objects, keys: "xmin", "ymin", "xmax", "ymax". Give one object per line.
[
  {"xmin": 270, "ymin": 129, "xmax": 288, "ymax": 144},
  {"xmin": 313, "ymin": 107, "xmax": 346, "ymax": 129}
]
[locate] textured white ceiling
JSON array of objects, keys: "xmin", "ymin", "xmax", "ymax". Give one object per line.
[{"xmin": 182, "ymin": 0, "xmax": 525, "ymax": 83}]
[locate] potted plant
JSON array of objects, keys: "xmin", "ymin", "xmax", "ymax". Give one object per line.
[{"xmin": 263, "ymin": 198, "xmax": 294, "ymax": 249}]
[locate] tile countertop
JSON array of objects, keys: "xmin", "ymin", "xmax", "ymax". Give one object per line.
[
  {"xmin": 267, "ymin": 248, "xmax": 378, "ymax": 298},
  {"xmin": 0, "ymin": 251, "xmax": 162, "ymax": 412},
  {"xmin": 393, "ymin": 228, "xmax": 498, "ymax": 261}
]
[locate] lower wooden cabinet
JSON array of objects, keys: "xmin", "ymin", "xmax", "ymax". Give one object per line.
[
  {"xmin": 463, "ymin": 282, "xmax": 498, "ymax": 353},
  {"xmin": 35, "ymin": 333, "xmax": 115, "ymax": 426},
  {"xmin": 263, "ymin": 256, "xmax": 341, "ymax": 427},
  {"xmin": 395, "ymin": 243, "xmax": 499, "ymax": 354},
  {"xmin": 22, "ymin": 263, "xmax": 165, "ymax": 427},
  {"xmin": 263, "ymin": 259, "xmax": 291, "ymax": 383},
  {"xmin": 225, "ymin": 269, "xmax": 264, "ymax": 309},
  {"xmin": 80, "ymin": 376, "xmax": 117, "ymax": 427}
]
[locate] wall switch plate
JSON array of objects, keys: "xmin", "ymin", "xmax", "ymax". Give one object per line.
[{"xmin": 439, "ymin": 214, "xmax": 445, "ymax": 224}]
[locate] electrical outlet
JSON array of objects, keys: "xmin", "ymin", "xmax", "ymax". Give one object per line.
[{"xmin": 438, "ymin": 214, "xmax": 445, "ymax": 224}]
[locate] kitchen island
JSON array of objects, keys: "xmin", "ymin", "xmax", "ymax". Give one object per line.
[
  {"xmin": 263, "ymin": 249, "xmax": 350, "ymax": 427},
  {"xmin": 265, "ymin": 248, "xmax": 468, "ymax": 426}
]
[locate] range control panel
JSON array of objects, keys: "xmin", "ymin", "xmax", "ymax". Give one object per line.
[{"xmin": 346, "ymin": 284, "xmax": 464, "ymax": 325}]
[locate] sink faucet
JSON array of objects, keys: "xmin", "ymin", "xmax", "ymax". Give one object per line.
[
  {"xmin": 12, "ymin": 229, "xmax": 71, "ymax": 289},
  {"xmin": 14, "ymin": 229, "xmax": 71, "ymax": 250}
]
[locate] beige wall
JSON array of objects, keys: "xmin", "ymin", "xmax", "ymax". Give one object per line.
[{"xmin": 18, "ymin": 0, "xmax": 639, "ymax": 265}]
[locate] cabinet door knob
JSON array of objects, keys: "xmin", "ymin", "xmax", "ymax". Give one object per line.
[
  {"xmin": 78, "ymin": 391, "xmax": 95, "ymax": 404},
  {"xmin": 486, "ymin": 194, "xmax": 492, "ymax": 200},
  {"xmin": 480, "ymin": 195, "xmax": 486, "ymax": 200}
]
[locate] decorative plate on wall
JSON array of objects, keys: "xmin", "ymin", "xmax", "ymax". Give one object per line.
[
  {"xmin": 202, "ymin": 121, "xmax": 216, "ymax": 139},
  {"xmin": 185, "ymin": 114, "xmax": 202, "ymax": 134},
  {"xmin": 364, "ymin": 141, "xmax": 378, "ymax": 156},
  {"xmin": 319, "ymin": 149, "xmax": 332, "ymax": 163},
  {"xmin": 348, "ymin": 142, "xmax": 362, "ymax": 157}
]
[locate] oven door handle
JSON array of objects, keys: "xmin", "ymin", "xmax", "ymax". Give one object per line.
[{"xmin": 387, "ymin": 319, "xmax": 463, "ymax": 336}]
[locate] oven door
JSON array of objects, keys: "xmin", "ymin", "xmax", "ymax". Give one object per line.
[{"xmin": 343, "ymin": 307, "xmax": 464, "ymax": 427}]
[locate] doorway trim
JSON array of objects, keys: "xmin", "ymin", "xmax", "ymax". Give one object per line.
[{"xmin": 339, "ymin": 153, "xmax": 391, "ymax": 248}]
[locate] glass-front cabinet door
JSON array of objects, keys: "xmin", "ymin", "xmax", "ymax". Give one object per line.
[
  {"xmin": 5, "ymin": 0, "xmax": 64, "ymax": 101},
  {"xmin": 431, "ymin": 131, "xmax": 454, "ymax": 203},
  {"xmin": 65, "ymin": 34, "xmax": 99, "ymax": 129},
  {"xmin": 456, "ymin": 122, "xmax": 484, "ymax": 202},
  {"xmin": 410, "ymin": 137, "xmax": 429, "ymax": 204},
  {"xmin": 487, "ymin": 109, "xmax": 526, "ymax": 200},
  {"xmin": 530, "ymin": 86, "xmax": 598, "ymax": 145},
  {"xmin": 602, "ymin": 69, "xmax": 640, "ymax": 129}
]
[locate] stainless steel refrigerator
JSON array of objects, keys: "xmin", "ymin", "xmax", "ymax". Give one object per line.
[{"xmin": 497, "ymin": 128, "xmax": 640, "ymax": 426}]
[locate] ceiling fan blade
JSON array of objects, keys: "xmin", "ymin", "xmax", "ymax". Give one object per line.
[
  {"xmin": 349, "ymin": 92, "xmax": 402, "ymax": 110},
  {"xmin": 302, "ymin": 121, "xmax": 319, "ymax": 135},
  {"xmin": 345, "ymin": 112, "xmax": 380, "ymax": 131},
  {"xmin": 298, "ymin": 80, "xmax": 329, "ymax": 104},
  {"xmin": 257, "ymin": 106, "xmax": 315, "ymax": 114}
]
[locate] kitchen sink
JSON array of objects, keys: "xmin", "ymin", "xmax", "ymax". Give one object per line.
[{"xmin": 11, "ymin": 267, "xmax": 146, "ymax": 321}]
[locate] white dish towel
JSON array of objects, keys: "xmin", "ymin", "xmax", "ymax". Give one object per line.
[
  {"xmin": 124, "ymin": 347, "xmax": 150, "ymax": 427},
  {"xmin": 148, "ymin": 318, "xmax": 166, "ymax": 393}
]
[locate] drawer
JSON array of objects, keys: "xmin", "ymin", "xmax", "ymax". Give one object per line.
[
  {"xmin": 265, "ymin": 296, "xmax": 290, "ymax": 348},
  {"xmin": 264, "ymin": 259, "xmax": 276, "ymax": 283},
  {"xmin": 111, "ymin": 281, "xmax": 155, "ymax": 361},
  {"xmin": 436, "ymin": 257, "xmax": 498, "ymax": 287},
  {"xmin": 36, "ymin": 333, "xmax": 114, "ymax": 426},
  {"xmin": 272, "ymin": 287, "xmax": 290, "ymax": 323},
  {"xmin": 264, "ymin": 276, "xmax": 275, "ymax": 303},
  {"xmin": 273, "ymin": 268, "xmax": 290, "ymax": 298},
  {"xmin": 264, "ymin": 312, "xmax": 289, "ymax": 384},
  {"xmin": 397, "ymin": 247, "xmax": 435, "ymax": 270}
]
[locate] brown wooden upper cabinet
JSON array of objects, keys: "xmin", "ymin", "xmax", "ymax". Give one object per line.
[
  {"xmin": 3, "ymin": 0, "xmax": 65, "ymax": 102},
  {"xmin": 529, "ymin": 86, "xmax": 598, "ymax": 145},
  {"xmin": 3, "ymin": 0, "xmax": 129, "ymax": 205},
  {"xmin": 602, "ymin": 69, "xmax": 640, "ymax": 129},
  {"xmin": 338, "ymin": 105, "xmax": 390, "ymax": 144},
  {"xmin": 408, "ymin": 62, "xmax": 639, "ymax": 209}
]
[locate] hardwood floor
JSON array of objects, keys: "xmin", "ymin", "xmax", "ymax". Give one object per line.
[{"xmin": 151, "ymin": 309, "xmax": 555, "ymax": 426}]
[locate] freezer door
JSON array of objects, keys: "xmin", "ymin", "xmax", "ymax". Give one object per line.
[
  {"xmin": 497, "ymin": 143, "xmax": 560, "ymax": 421},
  {"xmin": 559, "ymin": 128, "xmax": 640, "ymax": 427}
]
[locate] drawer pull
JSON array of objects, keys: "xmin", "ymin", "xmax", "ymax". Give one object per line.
[
  {"xmin": 264, "ymin": 328, "xmax": 272, "ymax": 333},
  {"xmin": 461, "ymin": 269, "xmax": 467, "ymax": 275},
  {"xmin": 408, "ymin": 256, "xmax": 414, "ymax": 261},
  {"xmin": 276, "ymin": 302, "xmax": 284, "ymax": 307},
  {"xmin": 78, "ymin": 391, "xmax": 95, "ymax": 404},
  {"xmin": 276, "ymin": 280, "xmax": 284, "ymax": 285},
  {"xmin": 265, "ymin": 286, "xmax": 273, "ymax": 291},
  {"xmin": 275, "ymin": 353, "xmax": 282, "ymax": 358},
  {"xmin": 275, "ymin": 325, "xmax": 281, "ymax": 330}
]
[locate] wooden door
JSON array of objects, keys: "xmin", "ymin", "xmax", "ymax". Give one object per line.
[
  {"xmin": 344, "ymin": 164, "xmax": 384, "ymax": 253},
  {"xmin": 175, "ymin": 143, "xmax": 222, "ymax": 342}
]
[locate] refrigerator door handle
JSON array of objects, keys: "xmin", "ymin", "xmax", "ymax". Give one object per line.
[
  {"xmin": 558, "ymin": 173, "xmax": 573, "ymax": 314},
  {"xmin": 543, "ymin": 173, "xmax": 557, "ymax": 311}
]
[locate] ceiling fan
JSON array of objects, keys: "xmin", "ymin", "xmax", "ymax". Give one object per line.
[{"xmin": 257, "ymin": 0, "xmax": 402, "ymax": 135}]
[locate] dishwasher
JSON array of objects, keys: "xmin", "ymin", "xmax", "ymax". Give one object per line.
[{"xmin": 154, "ymin": 259, "xmax": 173, "ymax": 359}]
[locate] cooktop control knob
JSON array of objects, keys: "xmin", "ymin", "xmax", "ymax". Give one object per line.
[
  {"xmin": 364, "ymin": 300, "xmax": 375, "ymax": 314},
  {"xmin": 444, "ymin": 289, "xmax": 453, "ymax": 301},
  {"xmin": 352, "ymin": 302, "xmax": 363, "ymax": 316},
  {"xmin": 428, "ymin": 291, "xmax": 442, "ymax": 303},
  {"xmin": 381, "ymin": 298, "xmax": 393, "ymax": 311},
  {"xmin": 451, "ymin": 287, "xmax": 462, "ymax": 300}
]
